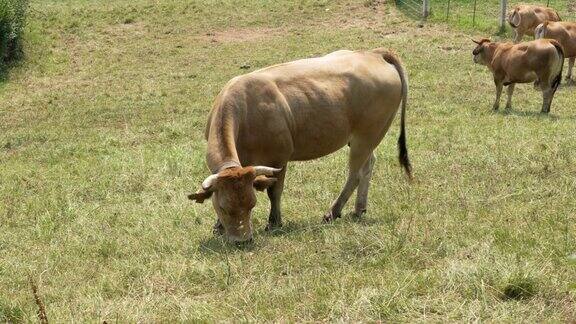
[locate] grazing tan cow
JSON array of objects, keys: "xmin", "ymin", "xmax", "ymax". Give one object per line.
[
  {"xmin": 508, "ymin": 5, "xmax": 561, "ymax": 43},
  {"xmin": 189, "ymin": 48, "xmax": 412, "ymax": 243},
  {"xmin": 472, "ymin": 38, "xmax": 563, "ymax": 113},
  {"xmin": 535, "ymin": 21, "xmax": 576, "ymax": 83}
]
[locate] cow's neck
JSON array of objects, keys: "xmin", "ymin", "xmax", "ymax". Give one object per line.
[
  {"xmin": 206, "ymin": 106, "xmax": 242, "ymax": 174},
  {"xmin": 486, "ymin": 44, "xmax": 501, "ymax": 70}
]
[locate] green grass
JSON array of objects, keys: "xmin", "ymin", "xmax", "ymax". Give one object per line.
[{"xmin": 1, "ymin": 0, "xmax": 575, "ymax": 321}]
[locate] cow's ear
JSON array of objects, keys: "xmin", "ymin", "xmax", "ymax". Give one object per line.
[
  {"xmin": 253, "ymin": 176, "xmax": 277, "ymax": 191},
  {"xmin": 188, "ymin": 189, "xmax": 213, "ymax": 203}
]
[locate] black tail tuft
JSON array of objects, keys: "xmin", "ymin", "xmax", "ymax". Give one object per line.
[{"xmin": 398, "ymin": 129, "xmax": 412, "ymax": 179}]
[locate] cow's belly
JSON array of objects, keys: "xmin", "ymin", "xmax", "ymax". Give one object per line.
[
  {"xmin": 287, "ymin": 103, "xmax": 351, "ymax": 160},
  {"xmin": 508, "ymin": 71, "xmax": 538, "ymax": 83}
]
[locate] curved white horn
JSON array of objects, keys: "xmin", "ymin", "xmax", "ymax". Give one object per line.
[
  {"xmin": 201, "ymin": 174, "xmax": 219, "ymax": 190},
  {"xmin": 253, "ymin": 166, "xmax": 282, "ymax": 177}
]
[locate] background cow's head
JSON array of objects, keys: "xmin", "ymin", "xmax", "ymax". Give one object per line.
[
  {"xmin": 472, "ymin": 39, "xmax": 492, "ymax": 65},
  {"xmin": 188, "ymin": 166, "xmax": 279, "ymax": 242}
]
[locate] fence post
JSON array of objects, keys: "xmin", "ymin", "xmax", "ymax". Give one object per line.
[
  {"xmin": 446, "ymin": 0, "xmax": 451, "ymax": 21},
  {"xmin": 473, "ymin": 0, "xmax": 477, "ymax": 26},
  {"xmin": 423, "ymin": 0, "xmax": 430, "ymax": 19},
  {"xmin": 499, "ymin": 0, "xmax": 507, "ymax": 33}
]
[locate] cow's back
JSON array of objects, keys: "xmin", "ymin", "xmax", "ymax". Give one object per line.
[
  {"xmin": 498, "ymin": 39, "xmax": 561, "ymax": 83},
  {"xmin": 547, "ymin": 22, "xmax": 576, "ymax": 57},
  {"xmin": 520, "ymin": 5, "xmax": 559, "ymax": 32},
  {"xmin": 220, "ymin": 50, "xmax": 403, "ymax": 162}
]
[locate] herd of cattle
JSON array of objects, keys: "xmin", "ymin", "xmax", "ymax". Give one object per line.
[
  {"xmin": 474, "ymin": 4, "xmax": 574, "ymax": 113},
  {"xmin": 189, "ymin": 4, "xmax": 573, "ymax": 243}
]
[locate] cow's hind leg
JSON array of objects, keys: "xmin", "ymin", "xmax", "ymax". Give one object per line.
[
  {"xmin": 353, "ymin": 152, "xmax": 376, "ymax": 218},
  {"xmin": 323, "ymin": 143, "xmax": 373, "ymax": 223},
  {"xmin": 505, "ymin": 84, "xmax": 515, "ymax": 109},
  {"xmin": 213, "ymin": 219, "xmax": 224, "ymax": 235},
  {"xmin": 566, "ymin": 57, "xmax": 575, "ymax": 84},
  {"xmin": 266, "ymin": 166, "xmax": 287, "ymax": 230},
  {"xmin": 540, "ymin": 71, "xmax": 562, "ymax": 113}
]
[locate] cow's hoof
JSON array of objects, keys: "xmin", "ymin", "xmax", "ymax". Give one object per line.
[
  {"xmin": 351, "ymin": 209, "xmax": 367, "ymax": 219},
  {"xmin": 323, "ymin": 211, "xmax": 341, "ymax": 223},
  {"xmin": 265, "ymin": 221, "xmax": 283, "ymax": 231},
  {"xmin": 213, "ymin": 222, "xmax": 224, "ymax": 235}
]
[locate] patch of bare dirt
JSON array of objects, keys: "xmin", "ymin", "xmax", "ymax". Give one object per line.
[
  {"xmin": 197, "ymin": 27, "xmax": 283, "ymax": 43},
  {"xmin": 103, "ymin": 21, "xmax": 147, "ymax": 38}
]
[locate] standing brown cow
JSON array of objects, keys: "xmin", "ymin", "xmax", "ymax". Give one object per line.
[
  {"xmin": 472, "ymin": 38, "xmax": 563, "ymax": 113},
  {"xmin": 508, "ymin": 5, "xmax": 561, "ymax": 43},
  {"xmin": 188, "ymin": 48, "xmax": 412, "ymax": 243},
  {"xmin": 535, "ymin": 21, "xmax": 576, "ymax": 83}
]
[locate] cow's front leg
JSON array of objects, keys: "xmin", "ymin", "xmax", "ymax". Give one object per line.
[
  {"xmin": 493, "ymin": 81, "xmax": 503, "ymax": 110},
  {"xmin": 505, "ymin": 84, "xmax": 515, "ymax": 109},
  {"xmin": 566, "ymin": 57, "xmax": 575, "ymax": 84},
  {"xmin": 266, "ymin": 166, "xmax": 286, "ymax": 231}
]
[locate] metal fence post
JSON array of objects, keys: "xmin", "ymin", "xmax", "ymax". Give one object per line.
[
  {"xmin": 423, "ymin": 0, "xmax": 430, "ymax": 19},
  {"xmin": 499, "ymin": 0, "xmax": 507, "ymax": 33},
  {"xmin": 446, "ymin": 0, "xmax": 451, "ymax": 21}
]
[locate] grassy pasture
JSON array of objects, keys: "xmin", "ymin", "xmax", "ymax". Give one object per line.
[{"xmin": 1, "ymin": 0, "xmax": 575, "ymax": 321}]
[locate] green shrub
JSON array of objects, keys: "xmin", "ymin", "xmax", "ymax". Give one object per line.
[{"xmin": 0, "ymin": 0, "xmax": 28, "ymax": 65}]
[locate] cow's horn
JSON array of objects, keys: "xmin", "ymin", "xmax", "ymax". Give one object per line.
[
  {"xmin": 201, "ymin": 174, "xmax": 220, "ymax": 190},
  {"xmin": 253, "ymin": 166, "xmax": 282, "ymax": 176}
]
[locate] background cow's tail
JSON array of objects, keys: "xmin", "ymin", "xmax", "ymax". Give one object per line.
[
  {"xmin": 508, "ymin": 8, "xmax": 520, "ymax": 28},
  {"xmin": 550, "ymin": 40, "xmax": 564, "ymax": 91},
  {"xmin": 380, "ymin": 50, "xmax": 412, "ymax": 179}
]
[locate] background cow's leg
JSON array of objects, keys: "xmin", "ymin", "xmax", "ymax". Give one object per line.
[
  {"xmin": 505, "ymin": 84, "xmax": 515, "ymax": 109},
  {"xmin": 323, "ymin": 143, "xmax": 372, "ymax": 223},
  {"xmin": 493, "ymin": 81, "xmax": 503, "ymax": 110},
  {"xmin": 566, "ymin": 57, "xmax": 575, "ymax": 84},
  {"xmin": 266, "ymin": 166, "xmax": 287, "ymax": 230},
  {"xmin": 353, "ymin": 152, "xmax": 376, "ymax": 218},
  {"xmin": 513, "ymin": 30, "xmax": 522, "ymax": 43}
]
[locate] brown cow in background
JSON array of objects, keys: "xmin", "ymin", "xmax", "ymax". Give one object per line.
[
  {"xmin": 508, "ymin": 5, "xmax": 561, "ymax": 43},
  {"xmin": 535, "ymin": 21, "xmax": 576, "ymax": 83},
  {"xmin": 472, "ymin": 38, "xmax": 563, "ymax": 113}
]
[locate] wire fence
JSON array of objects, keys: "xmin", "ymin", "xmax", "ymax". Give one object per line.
[{"xmin": 396, "ymin": 0, "xmax": 576, "ymax": 34}]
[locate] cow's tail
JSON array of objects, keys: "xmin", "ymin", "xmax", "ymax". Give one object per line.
[
  {"xmin": 380, "ymin": 50, "xmax": 412, "ymax": 179},
  {"xmin": 550, "ymin": 40, "xmax": 564, "ymax": 91},
  {"xmin": 508, "ymin": 7, "xmax": 520, "ymax": 28}
]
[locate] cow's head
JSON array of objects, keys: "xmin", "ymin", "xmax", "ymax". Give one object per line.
[
  {"xmin": 472, "ymin": 38, "xmax": 492, "ymax": 65},
  {"xmin": 188, "ymin": 166, "xmax": 279, "ymax": 243}
]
